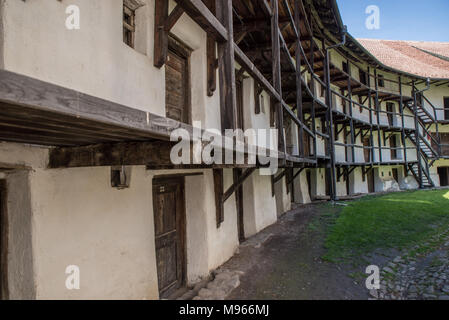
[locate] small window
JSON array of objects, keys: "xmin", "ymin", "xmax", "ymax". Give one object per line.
[
  {"xmin": 378, "ymin": 75, "xmax": 385, "ymax": 88},
  {"xmin": 123, "ymin": 4, "xmax": 136, "ymax": 47},
  {"xmin": 444, "ymin": 97, "xmax": 449, "ymax": 120},
  {"xmin": 342, "ymin": 61, "xmax": 349, "ymax": 74},
  {"xmin": 359, "ymin": 69, "xmax": 368, "ymax": 86}
]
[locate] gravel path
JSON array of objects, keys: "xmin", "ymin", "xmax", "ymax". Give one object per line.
[{"xmin": 373, "ymin": 230, "xmax": 449, "ymax": 300}]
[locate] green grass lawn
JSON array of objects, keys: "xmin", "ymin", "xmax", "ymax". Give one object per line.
[{"xmin": 323, "ymin": 189, "xmax": 449, "ymax": 263}]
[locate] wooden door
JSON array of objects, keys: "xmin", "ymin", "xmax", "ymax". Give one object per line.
[
  {"xmin": 363, "ymin": 137, "xmax": 371, "ymax": 162},
  {"xmin": 166, "ymin": 48, "xmax": 189, "ymax": 123},
  {"xmin": 392, "ymin": 168, "xmax": 399, "ymax": 183},
  {"xmin": 390, "ymin": 135, "xmax": 398, "ymax": 160},
  {"xmin": 386, "ymin": 103, "xmax": 394, "ymax": 126},
  {"xmin": 367, "ymin": 169, "xmax": 375, "ymax": 193},
  {"xmin": 306, "ymin": 170, "xmax": 312, "ymax": 200},
  {"xmin": 0, "ymin": 180, "xmax": 7, "ymax": 300},
  {"xmin": 438, "ymin": 167, "xmax": 449, "ymax": 187},
  {"xmin": 153, "ymin": 177, "xmax": 186, "ymax": 298}
]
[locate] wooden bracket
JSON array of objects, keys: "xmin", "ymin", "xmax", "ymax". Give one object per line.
[
  {"xmin": 214, "ymin": 167, "xmax": 256, "ymax": 228},
  {"xmin": 154, "ymin": 1, "xmax": 184, "ymax": 68},
  {"xmin": 362, "ymin": 165, "xmax": 374, "ymax": 176}
]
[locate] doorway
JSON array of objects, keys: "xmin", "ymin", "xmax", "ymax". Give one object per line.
[
  {"xmin": 367, "ymin": 169, "xmax": 375, "ymax": 193},
  {"xmin": 0, "ymin": 180, "xmax": 7, "ymax": 300},
  {"xmin": 438, "ymin": 167, "xmax": 449, "ymax": 187},
  {"xmin": 152, "ymin": 177, "xmax": 186, "ymax": 298},
  {"xmin": 165, "ymin": 37, "xmax": 191, "ymax": 124},
  {"xmin": 363, "ymin": 137, "xmax": 371, "ymax": 162},
  {"xmin": 386, "ymin": 103, "xmax": 394, "ymax": 126},
  {"xmin": 392, "ymin": 168, "xmax": 399, "ymax": 183},
  {"xmin": 390, "ymin": 135, "xmax": 398, "ymax": 160}
]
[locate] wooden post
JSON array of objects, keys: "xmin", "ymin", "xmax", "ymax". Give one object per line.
[
  {"xmin": 154, "ymin": 0, "xmax": 169, "ymax": 68},
  {"xmin": 399, "ymin": 76, "xmax": 408, "ymax": 165},
  {"xmin": 374, "ymin": 68, "xmax": 383, "ymax": 163},
  {"xmin": 213, "ymin": 169, "xmax": 224, "ymax": 227},
  {"xmin": 216, "ymin": 0, "xmax": 237, "ymax": 132},
  {"xmin": 271, "ymin": 0, "xmax": 286, "ymax": 163},
  {"xmin": 294, "ymin": 0, "xmax": 304, "ymax": 158},
  {"xmin": 206, "ymin": 0, "xmax": 217, "ymax": 97}
]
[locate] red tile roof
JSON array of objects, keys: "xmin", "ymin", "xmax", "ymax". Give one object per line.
[{"xmin": 358, "ymin": 39, "xmax": 449, "ymax": 79}]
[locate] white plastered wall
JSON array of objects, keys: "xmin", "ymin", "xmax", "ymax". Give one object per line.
[
  {"xmin": 0, "ymin": 142, "xmax": 242, "ymax": 299},
  {"xmin": 242, "ymin": 170, "xmax": 277, "ymax": 238}
]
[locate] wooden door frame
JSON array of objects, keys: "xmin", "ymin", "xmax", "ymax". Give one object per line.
[
  {"xmin": 152, "ymin": 176, "xmax": 187, "ymax": 298},
  {"xmin": 0, "ymin": 179, "xmax": 8, "ymax": 300},
  {"xmin": 167, "ymin": 34, "xmax": 192, "ymax": 125}
]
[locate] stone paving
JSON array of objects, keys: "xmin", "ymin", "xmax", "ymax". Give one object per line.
[{"xmin": 371, "ymin": 229, "xmax": 449, "ymax": 300}]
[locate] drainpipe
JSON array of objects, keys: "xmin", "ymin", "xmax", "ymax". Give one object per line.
[
  {"xmin": 325, "ymin": 25, "xmax": 347, "ymax": 201},
  {"xmin": 413, "ymin": 78, "xmax": 430, "ymax": 188}
]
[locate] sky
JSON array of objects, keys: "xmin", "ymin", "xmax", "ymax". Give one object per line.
[{"xmin": 336, "ymin": 0, "xmax": 449, "ymax": 42}]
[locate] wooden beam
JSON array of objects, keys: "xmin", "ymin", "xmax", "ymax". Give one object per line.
[
  {"xmin": 206, "ymin": 36, "xmax": 217, "ymax": 96},
  {"xmin": 223, "ymin": 167, "xmax": 256, "ymax": 202},
  {"xmin": 216, "ymin": 0, "xmax": 237, "ymax": 131},
  {"xmin": 213, "ymin": 169, "xmax": 224, "ymax": 228},
  {"xmin": 272, "ymin": 0, "xmax": 286, "ymax": 161},
  {"xmin": 48, "ymin": 141, "xmax": 174, "ymax": 168},
  {"xmin": 173, "ymin": 0, "xmax": 228, "ymax": 42},
  {"xmin": 0, "ymin": 69, "xmax": 195, "ymax": 143},
  {"xmin": 164, "ymin": 4, "xmax": 184, "ymax": 31},
  {"xmin": 154, "ymin": 0, "xmax": 169, "ymax": 68}
]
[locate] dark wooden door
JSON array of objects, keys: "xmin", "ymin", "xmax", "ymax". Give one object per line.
[
  {"xmin": 390, "ymin": 135, "xmax": 397, "ymax": 160},
  {"xmin": 367, "ymin": 169, "xmax": 375, "ymax": 193},
  {"xmin": 444, "ymin": 97, "xmax": 449, "ymax": 120},
  {"xmin": 345, "ymin": 170, "xmax": 350, "ymax": 195},
  {"xmin": 306, "ymin": 170, "xmax": 312, "ymax": 200},
  {"xmin": 0, "ymin": 180, "xmax": 7, "ymax": 300},
  {"xmin": 153, "ymin": 177, "xmax": 186, "ymax": 298},
  {"xmin": 438, "ymin": 167, "xmax": 449, "ymax": 187},
  {"xmin": 363, "ymin": 137, "xmax": 371, "ymax": 162},
  {"xmin": 166, "ymin": 49, "xmax": 189, "ymax": 123},
  {"xmin": 392, "ymin": 168, "xmax": 399, "ymax": 183},
  {"xmin": 386, "ymin": 103, "xmax": 394, "ymax": 126}
]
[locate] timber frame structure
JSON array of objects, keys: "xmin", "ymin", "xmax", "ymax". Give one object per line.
[{"xmin": 1, "ymin": 0, "xmax": 449, "ymax": 204}]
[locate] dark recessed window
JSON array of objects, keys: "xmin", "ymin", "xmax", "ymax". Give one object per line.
[
  {"xmin": 359, "ymin": 69, "xmax": 368, "ymax": 86},
  {"xmin": 378, "ymin": 75, "xmax": 385, "ymax": 88},
  {"xmin": 342, "ymin": 61, "xmax": 349, "ymax": 74},
  {"xmin": 444, "ymin": 97, "xmax": 449, "ymax": 120},
  {"xmin": 123, "ymin": 4, "xmax": 135, "ymax": 47}
]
